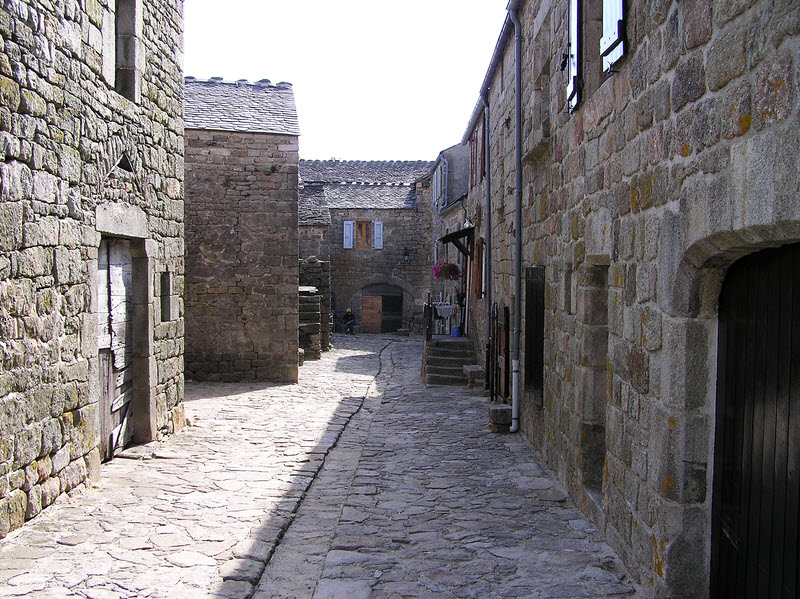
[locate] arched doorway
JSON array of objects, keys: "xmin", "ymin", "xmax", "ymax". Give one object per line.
[
  {"xmin": 711, "ymin": 242, "xmax": 799, "ymax": 598},
  {"xmin": 361, "ymin": 284, "xmax": 403, "ymax": 333}
]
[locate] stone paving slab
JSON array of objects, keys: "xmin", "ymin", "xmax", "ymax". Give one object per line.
[
  {"xmin": 254, "ymin": 339, "xmax": 645, "ymax": 599},
  {"xmin": 0, "ymin": 335, "xmax": 391, "ymax": 598},
  {"xmin": 0, "ymin": 335, "xmax": 644, "ymax": 598}
]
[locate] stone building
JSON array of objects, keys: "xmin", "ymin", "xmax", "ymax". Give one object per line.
[
  {"xmin": 428, "ymin": 144, "xmax": 472, "ymax": 333},
  {"xmin": 0, "ymin": 0, "xmax": 185, "ymax": 535},
  {"xmin": 445, "ymin": 0, "xmax": 800, "ymax": 596},
  {"xmin": 184, "ymin": 78, "xmax": 300, "ymax": 383},
  {"xmin": 299, "ymin": 160, "xmax": 433, "ymax": 334}
]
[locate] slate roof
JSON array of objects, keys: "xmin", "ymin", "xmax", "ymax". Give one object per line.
[
  {"xmin": 300, "ymin": 160, "xmax": 433, "ymax": 185},
  {"xmin": 298, "ymin": 160, "xmax": 434, "ymax": 225},
  {"xmin": 184, "ymin": 77, "xmax": 300, "ymax": 136}
]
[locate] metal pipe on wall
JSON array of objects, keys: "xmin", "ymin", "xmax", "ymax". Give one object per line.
[{"xmin": 508, "ymin": 1, "xmax": 522, "ymax": 433}]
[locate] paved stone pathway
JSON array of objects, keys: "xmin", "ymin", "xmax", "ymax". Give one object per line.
[{"xmin": 0, "ymin": 335, "xmax": 643, "ymax": 599}]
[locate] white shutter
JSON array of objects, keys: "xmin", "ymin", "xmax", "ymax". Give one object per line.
[
  {"xmin": 567, "ymin": 0, "xmax": 580, "ymax": 112},
  {"xmin": 373, "ymin": 221, "xmax": 383, "ymax": 249},
  {"xmin": 601, "ymin": 0, "xmax": 625, "ymax": 71},
  {"xmin": 343, "ymin": 221, "xmax": 354, "ymax": 249}
]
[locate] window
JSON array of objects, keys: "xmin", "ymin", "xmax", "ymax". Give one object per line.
[
  {"xmin": 344, "ymin": 221, "xmax": 383, "ymax": 249},
  {"xmin": 356, "ymin": 221, "xmax": 371, "ymax": 248},
  {"xmin": 473, "ymin": 238, "xmax": 485, "ymax": 298},
  {"xmin": 600, "ymin": 0, "xmax": 625, "ymax": 71},
  {"xmin": 160, "ymin": 271, "xmax": 173, "ymax": 322},
  {"xmin": 433, "ymin": 165, "xmax": 446, "ymax": 208},
  {"xmin": 524, "ymin": 266, "xmax": 545, "ymax": 395},
  {"xmin": 115, "ymin": 0, "xmax": 140, "ymax": 102},
  {"xmin": 566, "ymin": 0, "xmax": 626, "ymax": 112},
  {"xmin": 469, "ymin": 117, "xmax": 485, "ymax": 188}
]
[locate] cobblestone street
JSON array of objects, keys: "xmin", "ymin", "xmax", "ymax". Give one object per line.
[{"xmin": 0, "ymin": 335, "xmax": 643, "ymax": 599}]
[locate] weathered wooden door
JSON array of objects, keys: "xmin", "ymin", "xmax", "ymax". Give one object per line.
[
  {"xmin": 361, "ymin": 295, "xmax": 382, "ymax": 333},
  {"xmin": 711, "ymin": 243, "xmax": 799, "ymax": 598},
  {"xmin": 98, "ymin": 238, "xmax": 135, "ymax": 461}
]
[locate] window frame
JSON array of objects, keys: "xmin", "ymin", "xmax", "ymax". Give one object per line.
[{"xmin": 355, "ymin": 221, "xmax": 372, "ymax": 249}]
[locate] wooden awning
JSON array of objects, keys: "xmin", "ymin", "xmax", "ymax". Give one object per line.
[{"xmin": 438, "ymin": 227, "xmax": 474, "ymax": 258}]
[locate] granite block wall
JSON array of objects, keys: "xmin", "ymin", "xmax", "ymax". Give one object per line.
[
  {"xmin": 0, "ymin": 0, "xmax": 185, "ymax": 536},
  {"xmin": 458, "ymin": 0, "xmax": 800, "ymax": 595},
  {"xmin": 184, "ymin": 129, "xmax": 299, "ymax": 383}
]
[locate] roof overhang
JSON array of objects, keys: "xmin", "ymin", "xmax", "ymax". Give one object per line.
[{"xmin": 438, "ymin": 227, "xmax": 475, "ymax": 258}]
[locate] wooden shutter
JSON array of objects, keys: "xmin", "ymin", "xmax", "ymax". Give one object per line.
[
  {"xmin": 373, "ymin": 221, "xmax": 383, "ymax": 249},
  {"xmin": 343, "ymin": 221, "xmax": 354, "ymax": 249},
  {"xmin": 567, "ymin": 0, "xmax": 581, "ymax": 112},
  {"xmin": 601, "ymin": 0, "xmax": 625, "ymax": 71}
]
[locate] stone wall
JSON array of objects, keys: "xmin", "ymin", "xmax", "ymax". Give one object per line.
[
  {"xmin": 299, "ymin": 256, "xmax": 331, "ymax": 351},
  {"xmin": 298, "ymin": 287, "xmax": 321, "ymax": 360},
  {"xmin": 299, "ymin": 225, "xmax": 329, "ymax": 261},
  {"xmin": 0, "ymin": 0, "xmax": 185, "ymax": 536},
  {"xmin": 184, "ymin": 128, "xmax": 299, "ymax": 383},
  {"xmin": 329, "ymin": 193, "xmax": 431, "ymax": 334},
  {"xmin": 458, "ymin": 0, "xmax": 800, "ymax": 596}
]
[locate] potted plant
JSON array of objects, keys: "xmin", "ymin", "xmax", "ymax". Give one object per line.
[{"xmin": 433, "ymin": 261, "xmax": 460, "ymax": 281}]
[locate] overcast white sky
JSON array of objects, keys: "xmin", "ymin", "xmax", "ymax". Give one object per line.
[{"xmin": 183, "ymin": 1, "xmax": 509, "ymax": 161}]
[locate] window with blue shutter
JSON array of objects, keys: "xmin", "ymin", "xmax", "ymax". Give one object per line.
[
  {"xmin": 600, "ymin": 0, "xmax": 625, "ymax": 71},
  {"xmin": 343, "ymin": 221, "xmax": 354, "ymax": 249},
  {"xmin": 373, "ymin": 221, "xmax": 383, "ymax": 249}
]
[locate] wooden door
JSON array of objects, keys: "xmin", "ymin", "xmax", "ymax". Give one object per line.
[
  {"xmin": 711, "ymin": 243, "xmax": 799, "ymax": 598},
  {"xmin": 381, "ymin": 294, "xmax": 402, "ymax": 332},
  {"xmin": 361, "ymin": 295, "xmax": 382, "ymax": 333},
  {"xmin": 98, "ymin": 238, "xmax": 135, "ymax": 461}
]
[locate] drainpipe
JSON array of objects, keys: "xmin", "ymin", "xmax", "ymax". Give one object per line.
[
  {"xmin": 481, "ymin": 93, "xmax": 492, "ymax": 391},
  {"xmin": 509, "ymin": 2, "xmax": 522, "ymax": 433}
]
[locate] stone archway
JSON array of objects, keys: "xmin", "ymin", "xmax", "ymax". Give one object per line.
[{"xmin": 655, "ymin": 215, "xmax": 800, "ymax": 597}]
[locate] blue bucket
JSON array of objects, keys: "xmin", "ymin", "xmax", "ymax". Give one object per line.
[{"xmin": 450, "ymin": 326, "xmax": 460, "ymax": 337}]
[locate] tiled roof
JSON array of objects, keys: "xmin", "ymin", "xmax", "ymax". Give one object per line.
[
  {"xmin": 184, "ymin": 77, "xmax": 300, "ymax": 136},
  {"xmin": 300, "ymin": 160, "xmax": 433, "ymax": 185}
]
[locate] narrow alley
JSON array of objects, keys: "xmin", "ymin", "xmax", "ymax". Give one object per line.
[{"xmin": 0, "ymin": 336, "xmax": 642, "ymax": 599}]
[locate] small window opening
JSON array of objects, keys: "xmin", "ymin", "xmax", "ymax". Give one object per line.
[
  {"xmin": 115, "ymin": 0, "xmax": 137, "ymax": 101},
  {"xmin": 160, "ymin": 271, "xmax": 172, "ymax": 322}
]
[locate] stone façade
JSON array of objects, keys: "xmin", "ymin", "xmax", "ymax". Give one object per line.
[
  {"xmin": 449, "ymin": 0, "xmax": 800, "ymax": 596},
  {"xmin": 300, "ymin": 160, "xmax": 434, "ymax": 335},
  {"xmin": 184, "ymin": 78, "xmax": 300, "ymax": 383},
  {"xmin": 0, "ymin": 0, "xmax": 185, "ymax": 536}
]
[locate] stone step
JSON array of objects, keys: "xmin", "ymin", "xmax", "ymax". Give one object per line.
[
  {"xmin": 426, "ymin": 355, "xmax": 473, "ymax": 367},
  {"xmin": 425, "ymin": 373, "xmax": 468, "ymax": 386},
  {"xmin": 426, "ymin": 365, "xmax": 467, "ymax": 377},
  {"xmin": 426, "ymin": 347, "xmax": 476, "ymax": 359}
]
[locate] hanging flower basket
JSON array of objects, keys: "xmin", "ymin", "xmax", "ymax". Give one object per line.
[{"xmin": 433, "ymin": 261, "xmax": 460, "ymax": 281}]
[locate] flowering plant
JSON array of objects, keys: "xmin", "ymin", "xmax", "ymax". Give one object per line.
[{"xmin": 433, "ymin": 261, "xmax": 460, "ymax": 281}]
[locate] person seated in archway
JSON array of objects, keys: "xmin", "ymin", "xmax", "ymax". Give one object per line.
[{"xmin": 342, "ymin": 308, "xmax": 355, "ymax": 334}]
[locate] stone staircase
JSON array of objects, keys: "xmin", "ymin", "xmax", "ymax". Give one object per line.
[{"xmin": 422, "ymin": 336, "xmax": 478, "ymax": 386}]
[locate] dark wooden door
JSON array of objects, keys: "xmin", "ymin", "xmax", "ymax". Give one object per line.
[
  {"xmin": 361, "ymin": 295, "xmax": 382, "ymax": 333},
  {"xmin": 711, "ymin": 243, "xmax": 800, "ymax": 598},
  {"xmin": 381, "ymin": 294, "xmax": 403, "ymax": 332},
  {"xmin": 98, "ymin": 238, "xmax": 135, "ymax": 461}
]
